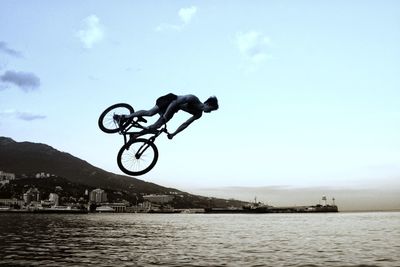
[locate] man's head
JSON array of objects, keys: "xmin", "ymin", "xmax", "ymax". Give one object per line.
[{"xmin": 203, "ymin": 96, "xmax": 219, "ymax": 113}]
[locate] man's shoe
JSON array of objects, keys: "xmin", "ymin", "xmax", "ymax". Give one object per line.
[{"xmin": 113, "ymin": 114, "xmax": 127, "ymax": 128}]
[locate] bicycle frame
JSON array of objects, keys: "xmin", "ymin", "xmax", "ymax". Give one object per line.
[
  {"xmin": 118, "ymin": 118, "xmax": 168, "ymax": 153},
  {"xmin": 118, "ymin": 118, "xmax": 147, "ymax": 146}
]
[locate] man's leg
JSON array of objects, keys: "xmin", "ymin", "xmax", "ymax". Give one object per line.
[
  {"xmin": 126, "ymin": 106, "xmax": 159, "ymax": 119},
  {"xmin": 125, "ymin": 106, "xmax": 161, "ymax": 139},
  {"xmin": 114, "ymin": 106, "xmax": 159, "ymax": 130},
  {"xmin": 147, "ymin": 105, "xmax": 176, "ymax": 131},
  {"xmin": 147, "ymin": 115, "xmax": 166, "ymax": 131}
]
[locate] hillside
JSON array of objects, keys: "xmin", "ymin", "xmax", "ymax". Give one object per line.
[
  {"xmin": 0, "ymin": 136, "xmax": 247, "ymax": 208},
  {"xmin": 0, "ymin": 136, "xmax": 175, "ymax": 194}
]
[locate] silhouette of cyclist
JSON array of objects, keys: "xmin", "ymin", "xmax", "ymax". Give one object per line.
[{"xmin": 115, "ymin": 93, "xmax": 218, "ymax": 139}]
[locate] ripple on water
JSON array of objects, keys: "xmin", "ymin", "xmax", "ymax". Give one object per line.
[{"xmin": 0, "ymin": 213, "xmax": 399, "ymax": 266}]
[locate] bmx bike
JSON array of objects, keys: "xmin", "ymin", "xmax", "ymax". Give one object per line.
[{"xmin": 98, "ymin": 103, "xmax": 169, "ymax": 176}]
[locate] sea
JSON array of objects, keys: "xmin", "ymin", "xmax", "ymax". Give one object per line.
[{"xmin": 0, "ymin": 212, "xmax": 399, "ymax": 267}]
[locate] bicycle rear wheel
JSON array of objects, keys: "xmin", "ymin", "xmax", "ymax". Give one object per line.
[
  {"xmin": 117, "ymin": 138, "xmax": 159, "ymax": 176},
  {"xmin": 98, "ymin": 103, "xmax": 134, "ymax": 133}
]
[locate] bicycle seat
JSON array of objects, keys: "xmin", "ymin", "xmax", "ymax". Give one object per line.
[{"xmin": 137, "ymin": 116, "xmax": 147, "ymax": 123}]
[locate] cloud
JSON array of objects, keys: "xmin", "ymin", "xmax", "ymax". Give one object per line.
[
  {"xmin": 0, "ymin": 70, "xmax": 40, "ymax": 92},
  {"xmin": 0, "ymin": 42, "xmax": 22, "ymax": 57},
  {"xmin": 178, "ymin": 6, "xmax": 197, "ymax": 24},
  {"xmin": 155, "ymin": 23, "xmax": 182, "ymax": 32},
  {"xmin": 17, "ymin": 112, "xmax": 46, "ymax": 121},
  {"xmin": 77, "ymin": 15, "xmax": 105, "ymax": 48},
  {"xmin": 0, "ymin": 110, "xmax": 46, "ymax": 121},
  {"xmin": 236, "ymin": 31, "xmax": 271, "ymax": 64},
  {"xmin": 156, "ymin": 6, "xmax": 197, "ymax": 32}
]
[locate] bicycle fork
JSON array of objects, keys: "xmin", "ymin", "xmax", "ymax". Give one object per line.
[
  {"xmin": 125, "ymin": 137, "xmax": 155, "ymax": 159},
  {"xmin": 135, "ymin": 142, "xmax": 151, "ymax": 159}
]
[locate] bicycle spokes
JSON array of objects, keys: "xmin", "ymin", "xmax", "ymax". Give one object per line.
[
  {"xmin": 117, "ymin": 139, "xmax": 158, "ymax": 176},
  {"xmin": 121, "ymin": 150, "xmax": 149, "ymax": 172}
]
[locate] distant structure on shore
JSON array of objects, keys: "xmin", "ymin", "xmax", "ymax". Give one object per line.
[
  {"xmin": 90, "ymin": 188, "xmax": 108, "ymax": 203},
  {"xmin": 0, "ymin": 171, "xmax": 15, "ymax": 186},
  {"xmin": 205, "ymin": 196, "xmax": 338, "ymax": 214},
  {"xmin": 23, "ymin": 187, "xmax": 40, "ymax": 203}
]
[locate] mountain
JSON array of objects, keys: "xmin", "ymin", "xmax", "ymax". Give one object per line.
[
  {"xmin": 0, "ymin": 136, "xmax": 248, "ymax": 208},
  {"xmin": 0, "ymin": 136, "xmax": 177, "ymax": 194}
]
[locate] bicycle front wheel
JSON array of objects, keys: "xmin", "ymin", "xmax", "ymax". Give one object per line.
[
  {"xmin": 117, "ymin": 138, "xmax": 159, "ymax": 176},
  {"xmin": 98, "ymin": 103, "xmax": 134, "ymax": 133}
]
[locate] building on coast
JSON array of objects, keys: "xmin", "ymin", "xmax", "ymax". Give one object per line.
[{"xmin": 0, "ymin": 171, "xmax": 15, "ymax": 186}]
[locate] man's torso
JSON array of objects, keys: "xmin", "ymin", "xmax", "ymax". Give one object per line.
[{"xmin": 157, "ymin": 93, "xmax": 202, "ymax": 116}]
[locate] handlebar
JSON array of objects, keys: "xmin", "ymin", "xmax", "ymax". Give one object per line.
[
  {"xmin": 125, "ymin": 117, "xmax": 170, "ymax": 139},
  {"xmin": 160, "ymin": 124, "xmax": 169, "ymax": 134}
]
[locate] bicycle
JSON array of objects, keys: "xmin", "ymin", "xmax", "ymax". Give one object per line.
[{"xmin": 98, "ymin": 103, "xmax": 169, "ymax": 176}]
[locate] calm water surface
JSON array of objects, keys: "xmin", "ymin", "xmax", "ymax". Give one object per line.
[{"xmin": 0, "ymin": 212, "xmax": 399, "ymax": 266}]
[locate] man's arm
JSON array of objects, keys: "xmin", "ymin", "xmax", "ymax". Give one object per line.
[{"xmin": 168, "ymin": 113, "xmax": 202, "ymax": 139}]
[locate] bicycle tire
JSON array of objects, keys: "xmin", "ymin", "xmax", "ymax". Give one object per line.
[
  {"xmin": 98, "ymin": 103, "xmax": 134, "ymax": 133},
  {"xmin": 117, "ymin": 138, "xmax": 159, "ymax": 176}
]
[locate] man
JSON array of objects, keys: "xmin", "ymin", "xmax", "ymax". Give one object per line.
[{"xmin": 115, "ymin": 93, "xmax": 218, "ymax": 139}]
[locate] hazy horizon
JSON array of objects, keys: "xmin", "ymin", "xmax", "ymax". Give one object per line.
[{"xmin": 188, "ymin": 185, "xmax": 400, "ymax": 212}]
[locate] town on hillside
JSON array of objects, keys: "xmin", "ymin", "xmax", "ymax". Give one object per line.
[
  {"xmin": 0, "ymin": 170, "xmax": 338, "ymax": 214},
  {"xmin": 0, "ymin": 170, "xmax": 209, "ymax": 213}
]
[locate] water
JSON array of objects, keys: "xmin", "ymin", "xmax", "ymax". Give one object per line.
[{"xmin": 0, "ymin": 212, "xmax": 399, "ymax": 266}]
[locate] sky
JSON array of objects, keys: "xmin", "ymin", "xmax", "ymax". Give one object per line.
[{"xmin": 1, "ymin": 1, "xmax": 399, "ymax": 210}]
